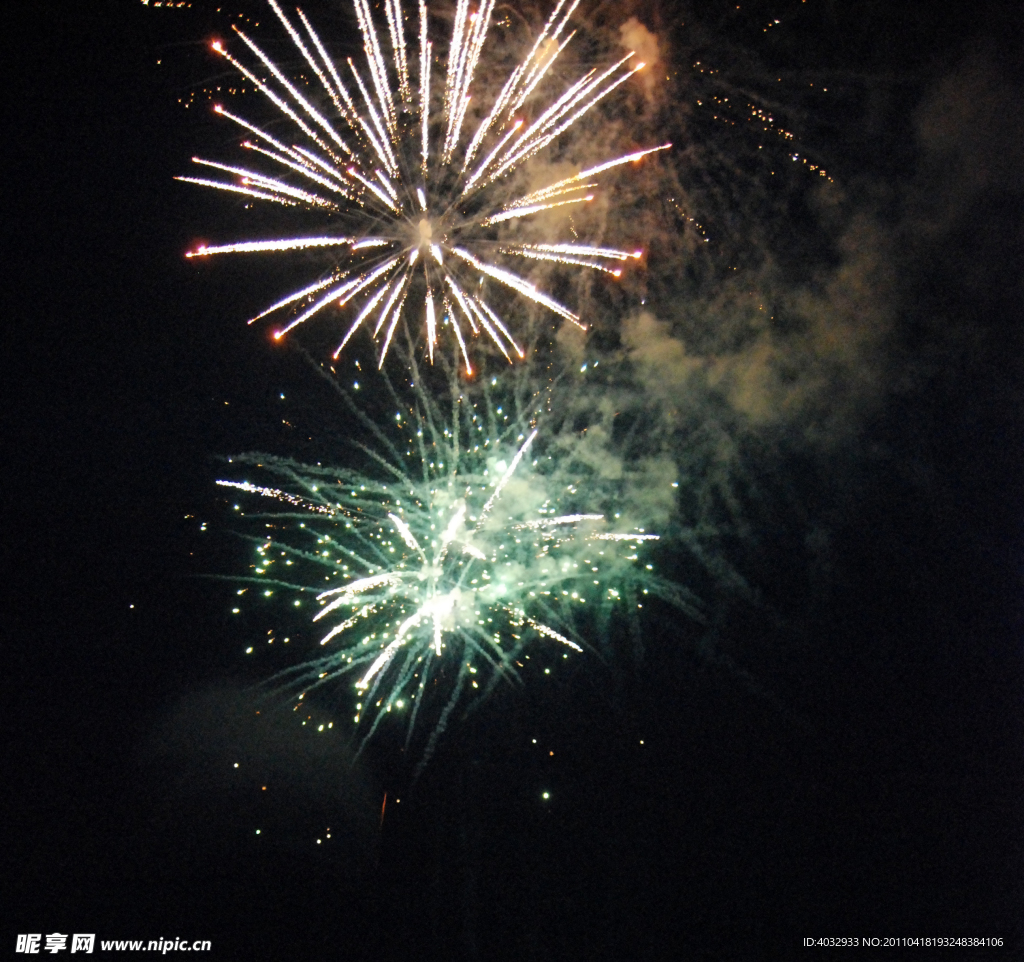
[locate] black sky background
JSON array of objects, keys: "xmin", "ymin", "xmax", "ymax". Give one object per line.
[{"xmin": 4, "ymin": 1, "xmax": 1023, "ymax": 959}]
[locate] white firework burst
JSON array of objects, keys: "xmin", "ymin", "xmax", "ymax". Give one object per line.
[{"xmin": 179, "ymin": 0, "xmax": 669, "ymax": 372}]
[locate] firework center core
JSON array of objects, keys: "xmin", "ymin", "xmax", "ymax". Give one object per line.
[{"xmin": 417, "ymin": 218, "xmax": 433, "ymax": 245}]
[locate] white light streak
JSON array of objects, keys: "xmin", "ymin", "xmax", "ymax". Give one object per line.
[
  {"xmin": 592, "ymin": 533, "xmax": 660, "ymax": 541},
  {"xmin": 187, "ymin": 237, "xmax": 354, "ymax": 257}
]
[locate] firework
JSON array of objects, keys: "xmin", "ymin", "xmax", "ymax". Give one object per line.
[
  {"xmin": 179, "ymin": 0, "xmax": 668, "ymax": 372},
  {"xmin": 217, "ymin": 359, "xmax": 693, "ymax": 758}
]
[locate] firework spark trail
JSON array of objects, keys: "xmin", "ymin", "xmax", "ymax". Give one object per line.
[
  {"xmin": 218, "ymin": 358, "xmax": 695, "ymax": 754},
  {"xmin": 179, "ymin": 0, "xmax": 670, "ymax": 372},
  {"xmin": 216, "ymin": 478, "xmax": 338, "ymax": 515}
]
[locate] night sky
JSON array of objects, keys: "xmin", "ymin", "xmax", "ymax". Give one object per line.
[{"xmin": 5, "ymin": 1, "xmax": 1023, "ymax": 959}]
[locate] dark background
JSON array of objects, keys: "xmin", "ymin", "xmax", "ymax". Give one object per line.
[{"xmin": 3, "ymin": 1, "xmax": 1022, "ymax": 959}]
